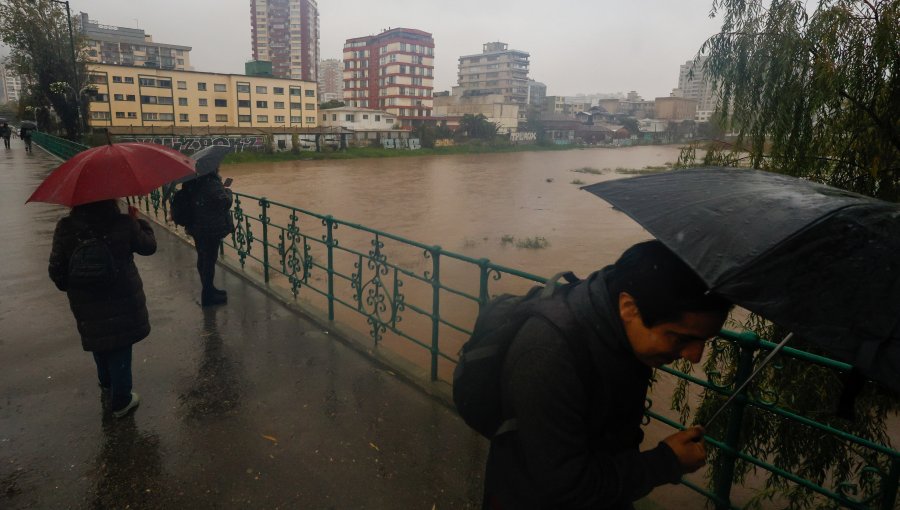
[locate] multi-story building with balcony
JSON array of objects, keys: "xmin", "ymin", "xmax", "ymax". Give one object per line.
[
  {"xmin": 0, "ymin": 65, "xmax": 25, "ymax": 103},
  {"xmin": 342, "ymin": 28, "xmax": 434, "ymax": 128},
  {"xmin": 84, "ymin": 63, "xmax": 318, "ymax": 128},
  {"xmin": 675, "ymin": 57, "xmax": 719, "ymax": 122},
  {"xmin": 78, "ymin": 13, "xmax": 192, "ymax": 71},
  {"xmin": 251, "ymin": 0, "xmax": 319, "ymax": 82},
  {"xmin": 456, "ymin": 42, "xmax": 530, "ymax": 120},
  {"xmin": 317, "ymin": 58, "xmax": 343, "ymax": 102}
]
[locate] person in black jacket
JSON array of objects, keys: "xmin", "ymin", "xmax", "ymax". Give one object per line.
[
  {"xmin": 483, "ymin": 240, "xmax": 732, "ymax": 510},
  {"xmin": 48, "ymin": 200, "xmax": 157, "ymax": 418},
  {"xmin": 182, "ymin": 170, "xmax": 233, "ymax": 306},
  {"xmin": 0, "ymin": 122, "xmax": 11, "ymax": 149}
]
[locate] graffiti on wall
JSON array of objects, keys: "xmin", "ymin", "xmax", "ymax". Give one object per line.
[
  {"xmin": 113, "ymin": 135, "xmax": 266, "ymax": 153},
  {"xmin": 510, "ymin": 132, "xmax": 537, "ymax": 143}
]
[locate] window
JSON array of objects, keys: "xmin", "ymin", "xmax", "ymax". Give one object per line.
[
  {"xmin": 199, "ymin": 98, "xmax": 208, "ymax": 106},
  {"xmin": 238, "ymin": 115, "xmax": 251, "ymax": 122},
  {"xmin": 290, "ymin": 102, "xmax": 302, "ymax": 109},
  {"xmin": 275, "ymin": 115, "xmax": 285, "ymax": 123},
  {"xmin": 237, "ymin": 83, "xmax": 250, "ymax": 93},
  {"xmin": 256, "ymin": 101, "xmax": 267, "ymax": 108},
  {"xmin": 157, "ymin": 96, "xmax": 174, "ymax": 105},
  {"xmin": 177, "ymin": 81, "xmax": 187, "ymax": 90},
  {"xmin": 141, "ymin": 95, "xmax": 157, "ymax": 104},
  {"xmin": 274, "ymin": 101, "xmax": 284, "ymax": 109},
  {"xmin": 158, "ymin": 79, "xmax": 172, "ymax": 88},
  {"xmin": 375, "ymin": 115, "xmax": 381, "ymax": 121},
  {"xmin": 199, "ymin": 114, "xmax": 209, "ymax": 122},
  {"xmin": 304, "ymin": 103, "xmax": 315, "ymax": 110},
  {"xmin": 363, "ymin": 114, "xmax": 369, "ymax": 120},
  {"xmin": 386, "ymin": 118, "xmax": 394, "ymax": 124},
  {"xmin": 142, "ymin": 112, "xmax": 159, "ymax": 121},
  {"xmin": 197, "ymin": 82, "xmax": 207, "ymax": 91},
  {"xmin": 177, "ymin": 59, "xmax": 184, "ymax": 65},
  {"xmin": 215, "ymin": 114, "xmax": 228, "ymax": 122},
  {"xmin": 124, "ymin": 77, "xmax": 134, "ymax": 84},
  {"xmin": 114, "ymin": 94, "xmax": 125, "ymax": 101},
  {"xmin": 256, "ymin": 86, "xmax": 267, "ymax": 94},
  {"xmin": 305, "ymin": 89, "xmax": 315, "ymax": 97},
  {"xmin": 331, "ymin": 114, "xmax": 337, "ymax": 121},
  {"xmin": 139, "ymin": 77, "xmax": 156, "ymax": 87},
  {"xmin": 306, "ymin": 116, "xmax": 315, "ymax": 123},
  {"xmin": 159, "ymin": 113, "xmax": 174, "ymax": 121},
  {"xmin": 214, "ymin": 83, "xmax": 227, "ymax": 92},
  {"xmin": 214, "ymin": 99, "xmax": 227, "ymax": 107},
  {"xmin": 127, "ymin": 112, "xmax": 137, "ymax": 119},
  {"xmin": 345, "ymin": 114, "xmax": 355, "ymax": 122},
  {"xmin": 178, "ymin": 97, "xmax": 188, "ymax": 106},
  {"xmin": 112, "ymin": 76, "xmax": 123, "ymax": 83},
  {"xmin": 91, "ymin": 111, "xmax": 111, "ymax": 120},
  {"xmin": 238, "ymin": 99, "xmax": 250, "ymax": 108},
  {"xmin": 115, "ymin": 112, "xmax": 125, "ymax": 119},
  {"xmin": 289, "ymin": 87, "xmax": 301, "ymax": 96},
  {"xmin": 290, "ymin": 116, "xmax": 302, "ymax": 123},
  {"xmin": 257, "ymin": 115, "xmax": 268, "ymax": 123},
  {"xmin": 179, "ymin": 113, "xmax": 189, "ymax": 122},
  {"xmin": 273, "ymin": 87, "xmax": 284, "ymax": 95}
]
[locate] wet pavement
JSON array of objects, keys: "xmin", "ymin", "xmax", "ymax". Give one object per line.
[{"xmin": 0, "ymin": 140, "xmax": 487, "ymax": 508}]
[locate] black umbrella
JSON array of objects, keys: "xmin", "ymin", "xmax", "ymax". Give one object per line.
[
  {"xmin": 20, "ymin": 120, "xmax": 36, "ymax": 129},
  {"xmin": 583, "ymin": 167, "xmax": 900, "ymax": 392},
  {"xmin": 163, "ymin": 145, "xmax": 233, "ymax": 202}
]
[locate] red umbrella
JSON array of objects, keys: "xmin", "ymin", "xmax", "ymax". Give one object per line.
[{"xmin": 26, "ymin": 142, "xmax": 196, "ymax": 207}]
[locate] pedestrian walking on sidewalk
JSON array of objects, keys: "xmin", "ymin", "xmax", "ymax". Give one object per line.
[
  {"xmin": 19, "ymin": 124, "xmax": 34, "ymax": 153},
  {"xmin": 181, "ymin": 169, "xmax": 234, "ymax": 306},
  {"xmin": 48, "ymin": 200, "xmax": 157, "ymax": 418},
  {"xmin": 0, "ymin": 123, "xmax": 11, "ymax": 149}
]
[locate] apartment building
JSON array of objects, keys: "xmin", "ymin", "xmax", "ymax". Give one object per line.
[
  {"xmin": 317, "ymin": 58, "xmax": 342, "ymax": 101},
  {"xmin": 78, "ymin": 13, "xmax": 192, "ymax": 71},
  {"xmin": 675, "ymin": 57, "xmax": 718, "ymax": 122},
  {"xmin": 456, "ymin": 42, "xmax": 529, "ymax": 120},
  {"xmin": 0, "ymin": 65, "xmax": 24, "ymax": 103},
  {"xmin": 251, "ymin": 0, "xmax": 319, "ymax": 81},
  {"xmin": 342, "ymin": 27, "xmax": 435, "ymax": 128},
  {"xmin": 319, "ymin": 106, "xmax": 396, "ymax": 130},
  {"xmin": 85, "ymin": 63, "xmax": 318, "ymax": 128}
]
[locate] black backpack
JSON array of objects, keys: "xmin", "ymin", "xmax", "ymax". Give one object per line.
[
  {"xmin": 68, "ymin": 232, "xmax": 119, "ymax": 288},
  {"xmin": 452, "ymin": 271, "xmax": 596, "ymax": 438},
  {"xmin": 170, "ymin": 186, "xmax": 194, "ymax": 227}
]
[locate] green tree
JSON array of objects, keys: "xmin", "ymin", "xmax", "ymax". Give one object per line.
[
  {"xmin": 456, "ymin": 113, "xmax": 500, "ymax": 141},
  {"xmin": 319, "ymin": 99, "xmax": 345, "ymax": 110},
  {"xmin": 620, "ymin": 117, "xmax": 640, "ymax": 138},
  {"xmin": 701, "ymin": 0, "xmax": 900, "ymax": 200},
  {"xmin": 673, "ymin": 2, "xmax": 900, "ymax": 508},
  {"xmin": 0, "ymin": 0, "xmax": 88, "ymax": 139}
]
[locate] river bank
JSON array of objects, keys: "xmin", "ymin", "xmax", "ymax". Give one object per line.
[{"xmin": 223, "ymin": 141, "xmax": 681, "ymax": 164}]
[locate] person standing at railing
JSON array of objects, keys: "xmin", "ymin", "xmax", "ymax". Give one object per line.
[
  {"xmin": 480, "ymin": 240, "xmax": 731, "ymax": 510},
  {"xmin": 181, "ymin": 169, "xmax": 234, "ymax": 307},
  {"xmin": 48, "ymin": 200, "xmax": 157, "ymax": 419},
  {"xmin": 0, "ymin": 122, "xmax": 10, "ymax": 149}
]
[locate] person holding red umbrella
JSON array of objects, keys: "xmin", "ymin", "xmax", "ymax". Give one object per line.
[
  {"xmin": 48, "ymin": 201, "xmax": 156, "ymax": 418},
  {"xmin": 30, "ymin": 140, "xmax": 197, "ymax": 418}
]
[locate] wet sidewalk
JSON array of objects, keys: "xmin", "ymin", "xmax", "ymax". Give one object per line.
[{"xmin": 0, "ymin": 140, "xmax": 486, "ymax": 508}]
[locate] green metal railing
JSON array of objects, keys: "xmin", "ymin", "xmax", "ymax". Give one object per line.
[
  {"xmin": 35, "ymin": 132, "xmax": 899, "ymax": 510},
  {"xmin": 31, "ymin": 131, "xmax": 89, "ymax": 160}
]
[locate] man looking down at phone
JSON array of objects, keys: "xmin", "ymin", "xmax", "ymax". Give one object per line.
[{"xmin": 181, "ymin": 168, "xmax": 234, "ymax": 306}]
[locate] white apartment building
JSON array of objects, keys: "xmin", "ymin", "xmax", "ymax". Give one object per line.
[
  {"xmin": 319, "ymin": 106, "xmax": 396, "ymax": 130},
  {"xmin": 456, "ymin": 42, "xmax": 530, "ymax": 119},
  {"xmin": 0, "ymin": 65, "xmax": 24, "ymax": 103},
  {"xmin": 676, "ymin": 57, "xmax": 719, "ymax": 122}
]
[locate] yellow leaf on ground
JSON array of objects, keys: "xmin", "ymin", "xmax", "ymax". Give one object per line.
[{"xmin": 262, "ymin": 434, "xmax": 278, "ymax": 443}]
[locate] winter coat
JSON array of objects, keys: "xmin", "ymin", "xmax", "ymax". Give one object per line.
[
  {"xmin": 48, "ymin": 203, "xmax": 157, "ymax": 352},
  {"xmin": 19, "ymin": 126, "xmax": 33, "ymax": 139},
  {"xmin": 483, "ymin": 268, "xmax": 683, "ymax": 510},
  {"xmin": 0, "ymin": 125, "xmax": 10, "ymax": 138},
  {"xmin": 184, "ymin": 173, "xmax": 234, "ymax": 240}
]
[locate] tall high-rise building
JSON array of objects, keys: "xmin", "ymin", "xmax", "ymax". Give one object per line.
[
  {"xmin": 78, "ymin": 13, "xmax": 192, "ymax": 71},
  {"xmin": 342, "ymin": 28, "xmax": 434, "ymax": 128},
  {"xmin": 251, "ymin": 0, "xmax": 319, "ymax": 82},
  {"xmin": 456, "ymin": 42, "xmax": 529, "ymax": 119},
  {"xmin": 675, "ymin": 57, "xmax": 718, "ymax": 122},
  {"xmin": 0, "ymin": 65, "xmax": 24, "ymax": 103},
  {"xmin": 317, "ymin": 58, "xmax": 343, "ymax": 102}
]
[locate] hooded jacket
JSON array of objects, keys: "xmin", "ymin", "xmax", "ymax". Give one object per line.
[
  {"xmin": 483, "ymin": 268, "xmax": 682, "ymax": 509},
  {"xmin": 48, "ymin": 201, "xmax": 157, "ymax": 352},
  {"xmin": 183, "ymin": 173, "xmax": 234, "ymax": 240}
]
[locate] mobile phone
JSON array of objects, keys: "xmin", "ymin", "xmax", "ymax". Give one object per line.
[{"xmin": 223, "ymin": 177, "xmax": 233, "ymax": 188}]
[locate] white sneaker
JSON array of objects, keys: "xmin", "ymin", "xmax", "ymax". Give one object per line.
[{"xmin": 112, "ymin": 392, "xmax": 141, "ymax": 418}]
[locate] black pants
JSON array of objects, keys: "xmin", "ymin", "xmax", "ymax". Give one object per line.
[
  {"xmin": 2, "ymin": 136, "xmax": 9, "ymax": 149},
  {"xmin": 195, "ymin": 236, "xmax": 220, "ymax": 296}
]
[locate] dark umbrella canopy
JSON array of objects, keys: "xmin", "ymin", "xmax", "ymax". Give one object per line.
[
  {"xmin": 20, "ymin": 120, "xmax": 36, "ymax": 129},
  {"xmin": 583, "ymin": 167, "xmax": 900, "ymax": 391},
  {"xmin": 163, "ymin": 145, "xmax": 233, "ymax": 202}
]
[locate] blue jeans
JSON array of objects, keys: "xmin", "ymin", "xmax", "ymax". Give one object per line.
[{"xmin": 93, "ymin": 345, "xmax": 133, "ymax": 411}]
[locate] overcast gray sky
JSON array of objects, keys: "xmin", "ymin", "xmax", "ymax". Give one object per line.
[{"xmin": 68, "ymin": 0, "xmax": 723, "ymax": 98}]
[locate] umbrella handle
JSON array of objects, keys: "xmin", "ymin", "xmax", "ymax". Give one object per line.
[{"xmin": 702, "ymin": 333, "xmax": 794, "ymax": 428}]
